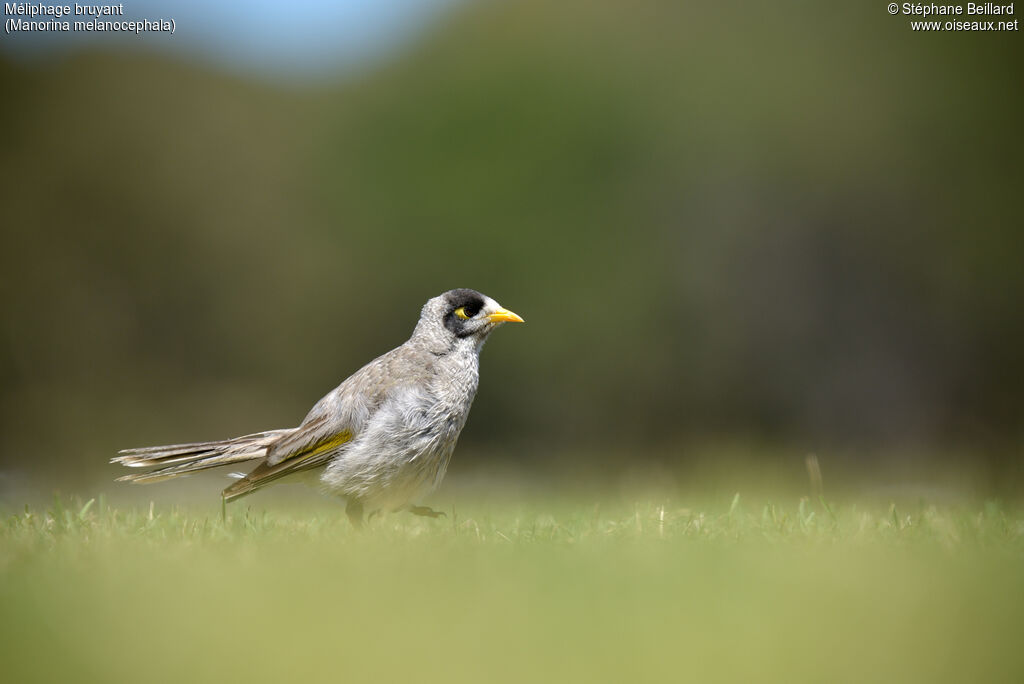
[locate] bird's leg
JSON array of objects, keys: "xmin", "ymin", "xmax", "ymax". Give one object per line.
[
  {"xmin": 345, "ymin": 497, "xmax": 364, "ymax": 528},
  {"xmin": 408, "ymin": 505, "xmax": 446, "ymax": 519}
]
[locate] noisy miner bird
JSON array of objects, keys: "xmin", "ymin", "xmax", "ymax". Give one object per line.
[{"xmin": 114, "ymin": 289, "xmax": 523, "ymax": 526}]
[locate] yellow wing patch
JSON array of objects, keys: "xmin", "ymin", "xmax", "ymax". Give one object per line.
[
  {"xmin": 295, "ymin": 430, "xmax": 352, "ymax": 463},
  {"xmin": 222, "ymin": 429, "xmax": 353, "ymax": 502}
]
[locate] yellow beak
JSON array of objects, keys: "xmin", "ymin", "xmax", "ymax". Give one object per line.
[{"xmin": 487, "ymin": 308, "xmax": 525, "ymax": 324}]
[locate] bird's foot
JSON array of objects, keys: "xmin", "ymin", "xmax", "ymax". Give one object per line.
[{"xmin": 408, "ymin": 505, "xmax": 447, "ymax": 519}]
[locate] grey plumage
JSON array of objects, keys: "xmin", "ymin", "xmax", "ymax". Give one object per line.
[{"xmin": 114, "ymin": 289, "xmax": 523, "ymax": 525}]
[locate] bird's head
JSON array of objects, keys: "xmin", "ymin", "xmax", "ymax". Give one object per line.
[{"xmin": 415, "ymin": 289, "xmax": 524, "ymax": 351}]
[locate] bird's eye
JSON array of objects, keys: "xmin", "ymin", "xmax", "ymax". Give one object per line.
[{"xmin": 454, "ymin": 307, "xmax": 470, "ymax": 320}]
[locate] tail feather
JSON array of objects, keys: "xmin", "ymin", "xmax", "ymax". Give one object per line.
[
  {"xmin": 113, "ymin": 430, "xmax": 293, "ymax": 484},
  {"xmin": 220, "ymin": 459, "xmax": 308, "ymax": 502}
]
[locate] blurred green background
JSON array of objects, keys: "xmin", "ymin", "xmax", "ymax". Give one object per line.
[{"xmin": 1, "ymin": 0, "xmax": 1022, "ymax": 500}]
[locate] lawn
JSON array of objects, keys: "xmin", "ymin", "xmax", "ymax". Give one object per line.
[{"xmin": 2, "ymin": 494, "xmax": 1023, "ymax": 683}]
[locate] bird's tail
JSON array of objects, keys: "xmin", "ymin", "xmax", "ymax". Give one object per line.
[{"xmin": 113, "ymin": 430, "xmax": 293, "ymax": 484}]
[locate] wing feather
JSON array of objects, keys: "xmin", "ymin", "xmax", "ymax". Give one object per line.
[
  {"xmin": 222, "ymin": 427, "xmax": 352, "ymax": 501},
  {"xmin": 222, "ymin": 344, "xmax": 421, "ymax": 501}
]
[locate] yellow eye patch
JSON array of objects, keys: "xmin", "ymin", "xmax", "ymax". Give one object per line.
[{"xmin": 454, "ymin": 307, "xmax": 470, "ymax": 320}]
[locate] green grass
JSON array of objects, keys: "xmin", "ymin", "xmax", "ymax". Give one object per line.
[{"xmin": 2, "ymin": 494, "xmax": 1023, "ymax": 683}]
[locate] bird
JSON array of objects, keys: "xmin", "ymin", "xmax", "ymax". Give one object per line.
[{"xmin": 113, "ymin": 289, "xmax": 523, "ymax": 526}]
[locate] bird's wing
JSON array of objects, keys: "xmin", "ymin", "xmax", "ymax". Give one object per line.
[
  {"xmin": 221, "ymin": 413, "xmax": 354, "ymax": 501},
  {"xmin": 264, "ymin": 411, "xmax": 346, "ymax": 466},
  {"xmin": 222, "ymin": 350, "xmax": 408, "ymax": 501}
]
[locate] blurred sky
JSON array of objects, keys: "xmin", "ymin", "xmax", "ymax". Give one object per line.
[{"xmin": 0, "ymin": 0, "xmax": 458, "ymax": 79}]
